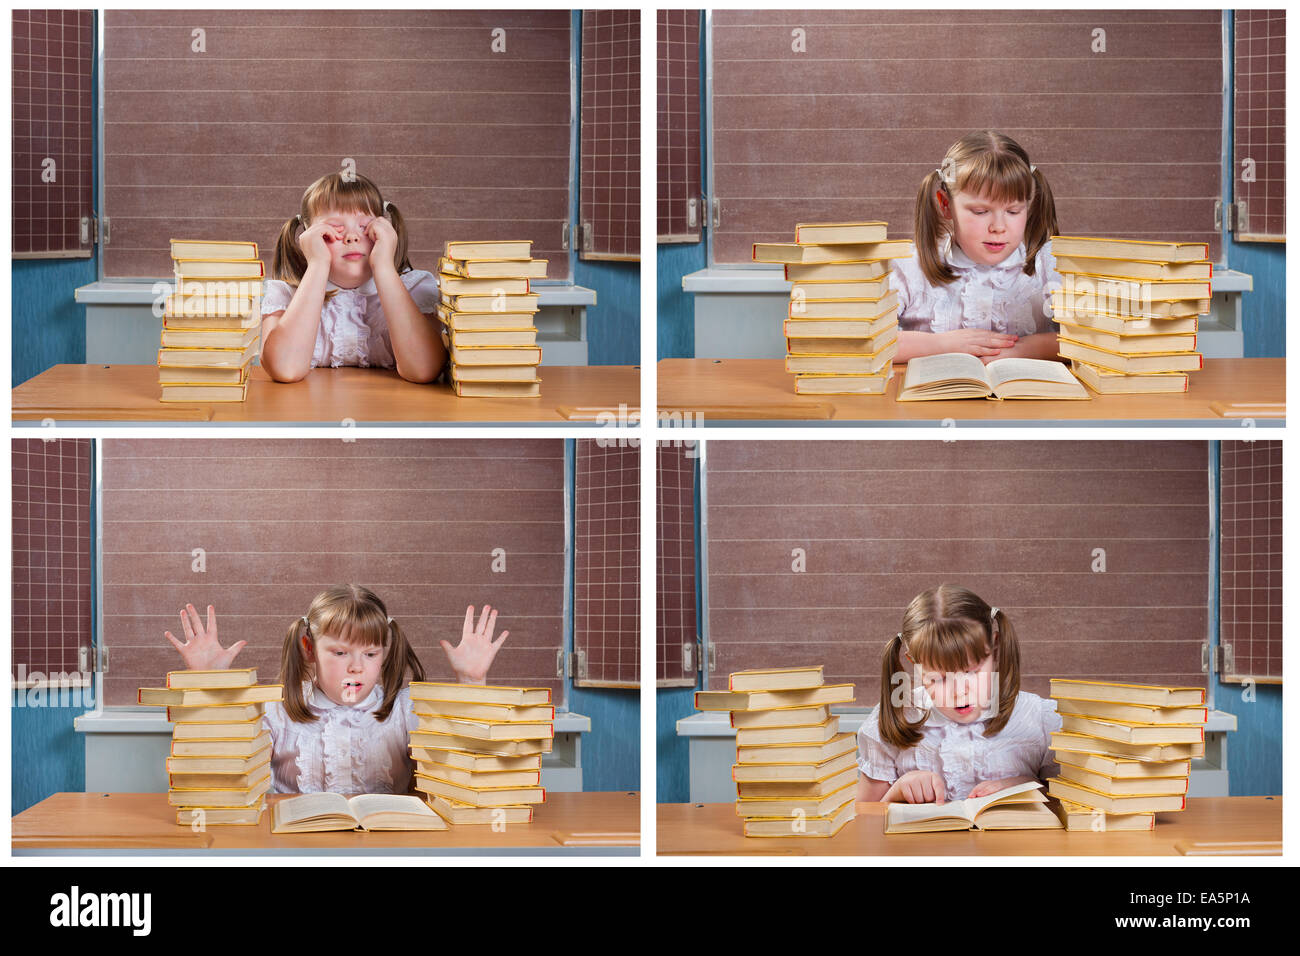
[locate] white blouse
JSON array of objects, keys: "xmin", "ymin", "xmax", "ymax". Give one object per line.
[
  {"xmin": 262, "ymin": 683, "xmax": 419, "ymax": 795},
  {"xmin": 856, "ymin": 690, "xmax": 1062, "ymax": 801},
  {"xmin": 260, "ymin": 268, "xmax": 441, "ymax": 370},
  {"xmin": 890, "ymin": 236, "xmax": 1063, "ymax": 338}
]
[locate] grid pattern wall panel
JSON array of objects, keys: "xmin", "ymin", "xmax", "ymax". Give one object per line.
[
  {"xmin": 101, "ymin": 10, "xmax": 572, "ymax": 278},
  {"xmin": 579, "ymin": 10, "xmax": 640, "ymax": 259},
  {"xmin": 574, "ymin": 439, "xmax": 640, "ymax": 686},
  {"xmin": 705, "ymin": 441, "xmax": 1210, "ymax": 705},
  {"xmin": 12, "ymin": 440, "xmax": 93, "ymax": 680},
  {"xmin": 657, "ymin": 442, "xmax": 698, "ymax": 686},
  {"xmin": 710, "ymin": 9, "xmax": 1224, "ymax": 264},
  {"xmin": 1233, "ymin": 11, "xmax": 1285, "ymax": 240},
  {"xmin": 1219, "ymin": 441, "xmax": 1282, "ymax": 682},
  {"xmin": 99, "ymin": 439, "xmax": 566, "ymax": 705},
  {"xmin": 12, "ymin": 9, "xmax": 95, "ymax": 258},
  {"xmin": 657, "ymin": 10, "xmax": 702, "ymax": 242}
]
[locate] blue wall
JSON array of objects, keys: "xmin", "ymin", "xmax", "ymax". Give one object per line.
[
  {"xmin": 656, "ymin": 687, "xmax": 696, "ymax": 803},
  {"xmin": 11, "ymin": 697, "xmax": 86, "ymax": 815},
  {"xmin": 12, "ymin": 257, "xmax": 96, "ymax": 387},
  {"xmin": 575, "ymin": 258, "xmax": 640, "ymax": 366},
  {"xmin": 568, "ymin": 685, "xmax": 640, "ymax": 791},
  {"xmin": 657, "ymin": 242, "xmax": 704, "ymax": 360}
]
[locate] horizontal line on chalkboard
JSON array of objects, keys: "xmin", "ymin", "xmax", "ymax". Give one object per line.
[
  {"xmin": 106, "ymin": 58, "xmax": 573, "ymax": 63},
  {"xmin": 711, "ymin": 571, "xmax": 1207, "ymax": 577},
  {"xmin": 716, "ymin": 126, "xmax": 1222, "ymax": 132},
  {"xmin": 108, "ymin": 153, "xmax": 570, "ymax": 159},
  {"xmin": 715, "ymin": 91, "xmax": 1223, "ymax": 97},
  {"xmin": 715, "ymin": 57, "xmax": 1224, "ymax": 62},
  {"xmin": 105, "ymin": 120, "xmax": 569, "ymax": 126},
  {"xmin": 103, "ymin": 519, "xmax": 564, "ymax": 524},
  {"xmin": 104, "ymin": 185, "xmax": 568, "ymax": 192},
  {"xmin": 718, "ymin": 161, "xmax": 1221, "ymax": 167},
  {"xmin": 106, "ymin": 551, "xmax": 563, "ymax": 556}
]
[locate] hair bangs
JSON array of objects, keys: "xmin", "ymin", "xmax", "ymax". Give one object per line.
[
  {"xmin": 956, "ymin": 150, "xmax": 1035, "ymax": 206},
  {"xmin": 304, "ymin": 174, "xmax": 384, "ymax": 222},
  {"xmin": 312, "ymin": 600, "xmax": 388, "ymax": 649},
  {"xmin": 908, "ymin": 617, "xmax": 992, "ymax": 673}
]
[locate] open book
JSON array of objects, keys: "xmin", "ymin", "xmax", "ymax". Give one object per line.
[
  {"xmin": 897, "ymin": 353, "xmax": 1089, "ymax": 401},
  {"xmin": 885, "ymin": 781, "xmax": 1062, "ymax": 833},
  {"xmin": 271, "ymin": 792, "xmax": 448, "ymax": 833}
]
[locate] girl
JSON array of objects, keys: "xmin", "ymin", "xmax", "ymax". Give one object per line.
[
  {"xmin": 164, "ymin": 586, "xmax": 507, "ymax": 794},
  {"xmin": 893, "ymin": 130, "xmax": 1064, "ymax": 365},
  {"xmin": 857, "ymin": 584, "xmax": 1061, "ymax": 804},
  {"xmin": 261, "ymin": 173, "xmax": 447, "ymax": 384}
]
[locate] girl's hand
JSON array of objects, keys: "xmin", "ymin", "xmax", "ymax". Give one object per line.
[
  {"xmin": 164, "ymin": 603, "xmax": 247, "ymax": 671},
  {"xmin": 882, "ymin": 770, "xmax": 948, "ymax": 805},
  {"xmin": 969, "ymin": 775, "xmax": 1038, "ymax": 799},
  {"xmin": 367, "ymin": 216, "xmax": 398, "ymax": 272},
  {"xmin": 439, "ymin": 605, "xmax": 509, "ymax": 684},
  {"xmin": 298, "ymin": 221, "xmax": 340, "ymax": 268},
  {"xmin": 939, "ymin": 328, "xmax": 1018, "ymax": 359}
]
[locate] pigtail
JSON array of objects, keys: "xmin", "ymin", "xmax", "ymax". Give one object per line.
[
  {"xmin": 914, "ymin": 170, "xmax": 958, "ymax": 288},
  {"xmin": 373, "ymin": 616, "xmax": 425, "ymax": 722},
  {"xmin": 272, "ymin": 214, "xmax": 309, "ymax": 288},
  {"xmin": 279, "ymin": 615, "xmax": 317, "ymax": 724},
  {"xmin": 1022, "ymin": 167, "xmax": 1059, "ymax": 278},
  {"xmin": 381, "ymin": 200, "xmax": 414, "ymax": 275},
  {"xmin": 877, "ymin": 633, "xmax": 925, "ymax": 749},
  {"xmin": 984, "ymin": 606, "xmax": 1022, "ymax": 738}
]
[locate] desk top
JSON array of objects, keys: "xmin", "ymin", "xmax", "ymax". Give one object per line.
[
  {"xmin": 13, "ymin": 791, "xmax": 640, "ymax": 856},
  {"xmin": 657, "ymin": 797, "xmax": 1282, "ymax": 856},
  {"xmin": 12, "ymin": 365, "xmax": 641, "ymax": 426},
  {"xmin": 657, "ymin": 358, "xmax": 1284, "ymax": 426}
]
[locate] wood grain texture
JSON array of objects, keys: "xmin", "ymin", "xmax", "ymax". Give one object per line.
[
  {"xmin": 704, "ymin": 439, "xmax": 1211, "ymax": 705},
  {"xmin": 102, "ymin": 10, "xmax": 571, "ymax": 278},
  {"xmin": 711, "ymin": 10, "xmax": 1224, "ymax": 263},
  {"xmin": 100, "ymin": 438, "xmax": 565, "ymax": 705}
]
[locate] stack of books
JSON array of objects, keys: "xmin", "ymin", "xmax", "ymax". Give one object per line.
[
  {"xmin": 438, "ymin": 240, "xmax": 545, "ymax": 398},
  {"xmin": 137, "ymin": 668, "xmax": 281, "ymax": 825},
  {"xmin": 1045, "ymin": 679, "xmax": 1208, "ymax": 831},
  {"xmin": 409, "ymin": 682, "xmax": 552, "ymax": 825},
  {"xmin": 695, "ymin": 666, "xmax": 857, "ymax": 837},
  {"xmin": 752, "ymin": 222, "xmax": 912, "ymax": 395},
  {"xmin": 161, "ymin": 239, "xmax": 263, "ymax": 402},
  {"xmin": 1050, "ymin": 236, "xmax": 1210, "ymax": 394}
]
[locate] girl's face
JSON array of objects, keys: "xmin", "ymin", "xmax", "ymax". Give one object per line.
[
  {"xmin": 312, "ymin": 208, "xmax": 376, "ymax": 288},
  {"xmin": 305, "ymin": 631, "xmax": 386, "ymax": 707},
  {"xmin": 915, "ymin": 652, "xmax": 997, "ymax": 724},
  {"xmin": 941, "ymin": 188, "xmax": 1028, "ymax": 268}
]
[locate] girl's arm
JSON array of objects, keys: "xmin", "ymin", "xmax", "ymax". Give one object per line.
[
  {"xmin": 857, "ymin": 771, "xmax": 891, "ymax": 802},
  {"xmin": 164, "ymin": 603, "xmax": 246, "ymax": 670},
  {"xmin": 261, "ymin": 224, "xmax": 335, "ymax": 382},
  {"xmin": 895, "ymin": 328, "xmax": 1020, "ymax": 364},
  {"xmin": 968, "ymin": 774, "xmax": 1040, "ymax": 798},
  {"xmin": 439, "ymin": 605, "xmax": 509, "ymax": 684},
  {"xmin": 368, "ymin": 219, "xmax": 446, "ymax": 384},
  {"xmin": 977, "ymin": 331, "xmax": 1062, "ymax": 364}
]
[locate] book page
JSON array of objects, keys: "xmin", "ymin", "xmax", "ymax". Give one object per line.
[
  {"xmin": 274, "ymin": 792, "xmax": 355, "ymax": 827},
  {"xmin": 886, "ymin": 800, "xmax": 975, "ymax": 827},
  {"xmin": 903, "ymin": 352, "xmax": 989, "ymax": 388},
  {"xmin": 348, "ymin": 793, "xmax": 437, "ymax": 821},
  {"xmin": 986, "ymin": 358, "xmax": 1077, "ymax": 388},
  {"xmin": 966, "ymin": 780, "xmax": 1046, "ymax": 816}
]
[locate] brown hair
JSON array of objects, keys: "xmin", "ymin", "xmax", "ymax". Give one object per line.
[
  {"xmin": 914, "ymin": 130, "xmax": 1059, "ymax": 286},
  {"xmin": 877, "ymin": 584, "xmax": 1021, "ymax": 748},
  {"xmin": 271, "ymin": 173, "xmax": 413, "ymax": 292},
  {"xmin": 279, "ymin": 584, "xmax": 424, "ymax": 723}
]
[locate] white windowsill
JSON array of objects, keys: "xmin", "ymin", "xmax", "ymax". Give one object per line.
[{"xmin": 74, "ymin": 280, "xmax": 597, "ymax": 308}]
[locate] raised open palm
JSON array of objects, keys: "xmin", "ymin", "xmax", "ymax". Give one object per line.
[
  {"xmin": 439, "ymin": 604, "xmax": 508, "ymax": 684},
  {"xmin": 164, "ymin": 603, "xmax": 247, "ymax": 671}
]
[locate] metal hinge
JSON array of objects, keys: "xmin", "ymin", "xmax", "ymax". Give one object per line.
[
  {"xmin": 561, "ymin": 222, "xmax": 570, "ymax": 252},
  {"xmin": 79, "ymin": 645, "xmax": 108, "ymax": 673},
  {"xmin": 101, "ymin": 215, "xmax": 111, "ymax": 245},
  {"xmin": 681, "ymin": 641, "xmax": 694, "ymax": 672},
  {"xmin": 696, "ymin": 637, "xmax": 715, "ymax": 673},
  {"xmin": 1215, "ymin": 201, "xmax": 1249, "ymax": 233},
  {"xmin": 1203, "ymin": 642, "xmax": 1234, "ymax": 675},
  {"xmin": 686, "ymin": 197, "xmax": 698, "ymax": 229},
  {"xmin": 571, "ymin": 649, "xmax": 588, "ymax": 681},
  {"xmin": 711, "ymin": 196, "xmax": 721, "ymax": 228},
  {"xmin": 581, "ymin": 221, "xmax": 593, "ymax": 252}
]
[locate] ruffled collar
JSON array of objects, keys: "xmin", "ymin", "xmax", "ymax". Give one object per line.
[
  {"xmin": 902, "ymin": 683, "xmax": 989, "ymax": 731},
  {"xmin": 943, "ymin": 234, "xmax": 1027, "ymax": 274},
  {"xmin": 304, "ymin": 680, "xmax": 382, "ymax": 715},
  {"xmin": 326, "ymin": 276, "xmax": 378, "ymax": 296}
]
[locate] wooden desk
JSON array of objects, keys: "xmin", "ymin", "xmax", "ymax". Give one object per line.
[
  {"xmin": 657, "ymin": 358, "xmax": 1284, "ymax": 426},
  {"xmin": 657, "ymin": 797, "xmax": 1281, "ymax": 856},
  {"xmin": 13, "ymin": 791, "xmax": 640, "ymax": 856},
  {"xmin": 12, "ymin": 365, "xmax": 641, "ymax": 425}
]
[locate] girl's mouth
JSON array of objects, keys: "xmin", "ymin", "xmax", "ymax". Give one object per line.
[
  {"xmin": 983, "ymin": 242, "xmax": 1006, "ymax": 251},
  {"xmin": 344, "ymin": 252, "xmax": 365, "ymax": 260}
]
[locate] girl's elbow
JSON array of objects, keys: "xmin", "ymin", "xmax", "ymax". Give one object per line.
[{"xmin": 261, "ymin": 356, "xmax": 310, "ymax": 383}]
